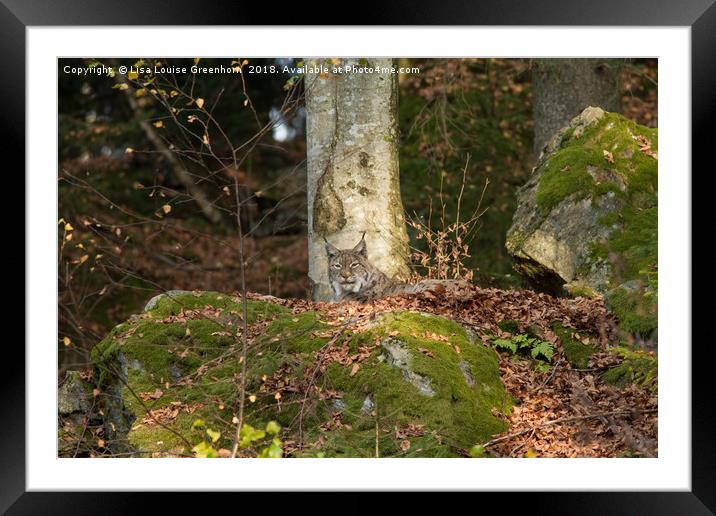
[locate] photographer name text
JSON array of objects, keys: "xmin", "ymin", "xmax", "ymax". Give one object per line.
[{"xmin": 62, "ymin": 63, "xmax": 420, "ymax": 77}]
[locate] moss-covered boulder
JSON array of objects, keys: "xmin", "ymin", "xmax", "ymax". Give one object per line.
[
  {"xmin": 506, "ymin": 107, "xmax": 657, "ymax": 340},
  {"xmin": 89, "ymin": 291, "xmax": 510, "ymax": 458}
]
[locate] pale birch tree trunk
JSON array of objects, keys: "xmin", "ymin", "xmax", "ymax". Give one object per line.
[{"xmin": 305, "ymin": 58, "xmax": 411, "ymax": 301}]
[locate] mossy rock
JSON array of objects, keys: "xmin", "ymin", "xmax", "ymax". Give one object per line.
[
  {"xmin": 317, "ymin": 312, "xmax": 511, "ymax": 457},
  {"xmin": 506, "ymin": 107, "xmax": 657, "ymax": 340},
  {"xmin": 601, "ymin": 347, "xmax": 657, "ymax": 391},
  {"xmin": 90, "ymin": 292, "xmax": 510, "ymax": 458}
]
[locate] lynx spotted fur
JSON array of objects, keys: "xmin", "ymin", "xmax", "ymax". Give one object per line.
[{"xmin": 325, "ymin": 235, "xmax": 471, "ymax": 302}]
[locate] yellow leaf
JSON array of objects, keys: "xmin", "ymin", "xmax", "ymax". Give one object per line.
[
  {"xmin": 274, "ymin": 392, "xmax": 282, "ymax": 401},
  {"xmin": 125, "ymin": 147, "xmax": 134, "ymax": 154},
  {"xmin": 118, "ymin": 83, "xmax": 129, "ymax": 90},
  {"xmin": 62, "ymin": 336, "xmax": 71, "ymax": 346},
  {"xmin": 202, "ymin": 134, "xmax": 209, "ymax": 145},
  {"xmin": 162, "ymin": 204, "xmax": 172, "ymax": 214},
  {"xmin": 249, "ymin": 395, "xmax": 257, "ymax": 403},
  {"xmin": 79, "ymin": 255, "xmax": 89, "ymax": 264},
  {"xmin": 127, "ymin": 70, "xmax": 138, "ymax": 80},
  {"xmin": 195, "ymin": 98, "xmax": 205, "ymax": 109},
  {"xmin": 350, "ymin": 363, "xmax": 360, "ymax": 377},
  {"xmin": 153, "ymin": 121, "xmax": 164, "ymax": 128},
  {"xmin": 64, "ymin": 223, "xmax": 74, "ymax": 231}
]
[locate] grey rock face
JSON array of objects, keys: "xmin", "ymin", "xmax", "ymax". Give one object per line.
[
  {"xmin": 361, "ymin": 395, "xmax": 375, "ymax": 414},
  {"xmin": 143, "ymin": 290, "xmax": 196, "ymax": 311},
  {"xmin": 380, "ymin": 337, "xmax": 436, "ymax": 397},
  {"xmin": 459, "ymin": 361, "xmax": 475, "ymax": 387},
  {"xmin": 506, "ymin": 107, "xmax": 622, "ymax": 294},
  {"xmin": 58, "ymin": 371, "xmax": 94, "ymax": 416}
]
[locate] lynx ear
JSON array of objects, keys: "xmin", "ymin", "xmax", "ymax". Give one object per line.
[
  {"xmin": 325, "ymin": 238, "xmax": 340, "ymax": 258},
  {"xmin": 352, "ymin": 233, "xmax": 367, "ymax": 258}
]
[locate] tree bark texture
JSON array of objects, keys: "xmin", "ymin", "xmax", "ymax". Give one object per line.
[
  {"xmin": 305, "ymin": 58, "xmax": 411, "ymax": 301},
  {"xmin": 533, "ymin": 58, "xmax": 622, "ymax": 155}
]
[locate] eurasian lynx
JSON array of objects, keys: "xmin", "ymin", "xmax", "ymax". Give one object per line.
[
  {"xmin": 325, "ymin": 235, "xmax": 472, "ymax": 302},
  {"xmin": 326, "ymin": 235, "xmax": 406, "ymax": 302}
]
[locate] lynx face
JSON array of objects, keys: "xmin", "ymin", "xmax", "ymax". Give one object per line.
[{"xmin": 326, "ymin": 237, "xmax": 372, "ymax": 299}]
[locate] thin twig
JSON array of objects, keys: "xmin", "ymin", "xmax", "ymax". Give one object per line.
[{"xmin": 480, "ymin": 408, "xmax": 658, "ymax": 449}]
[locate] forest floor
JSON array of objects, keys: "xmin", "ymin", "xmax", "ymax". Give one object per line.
[{"xmin": 245, "ymin": 285, "xmax": 658, "ymax": 458}]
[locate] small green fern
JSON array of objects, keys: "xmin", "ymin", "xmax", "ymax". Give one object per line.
[{"xmin": 491, "ymin": 333, "xmax": 555, "ymax": 371}]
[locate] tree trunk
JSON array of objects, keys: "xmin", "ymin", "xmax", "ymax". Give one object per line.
[
  {"xmin": 533, "ymin": 58, "xmax": 622, "ymax": 155},
  {"xmin": 305, "ymin": 58, "xmax": 411, "ymax": 301}
]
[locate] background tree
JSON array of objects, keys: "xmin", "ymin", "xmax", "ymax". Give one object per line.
[
  {"xmin": 532, "ymin": 58, "xmax": 622, "ymax": 154},
  {"xmin": 305, "ymin": 58, "xmax": 411, "ymax": 301}
]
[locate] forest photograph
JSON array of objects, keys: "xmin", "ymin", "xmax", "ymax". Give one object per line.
[{"xmin": 57, "ymin": 57, "xmax": 658, "ymax": 459}]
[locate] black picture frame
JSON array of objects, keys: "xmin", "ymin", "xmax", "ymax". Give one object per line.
[{"xmin": 4, "ymin": 0, "xmax": 711, "ymax": 512}]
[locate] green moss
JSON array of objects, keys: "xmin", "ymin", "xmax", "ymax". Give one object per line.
[
  {"xmin": 536, "ymin": 147, "xmax": 599, "ymax": 212},
  {"xmin": 497, "ymin": 319, "xmax": 520, "ymax": 334},
  {"xmin": 601, "ymin": 347, "xmax": 657, "ymax": 391},
  {"xmin": 605, "ymin": 284, "xmax": 657, "ymax": 337},
  {"xmin": 564, "ymin": 284, "xmax": 597, "ymax": 298},
  {"xmin": 92, "ymin": 298, "xmax": 511, "ymax": 458},
  {"xmin": 605, "ymin": 206, "xmax": 657, "ymax": 284},
  {"xmin": 552, "ymin": 322, "xmax": 597, "ymax": 369},
  {"xmin": 260, "ymin": 311, "xmax": 330, "ymax": 354},
  {"xmin": 148, "ymin": 291, "xmax": 287, "ymax": 323},
  {"xmin": 90, "ymin": 296, "xmax": 293, "ymax": 454},
  {"xmin": 320, "ymin": 312, "xmax": 510, "ymax": 456},
  {"xmin": 535, "ymin": 113, "xmax": 658, "ymax": 218}
]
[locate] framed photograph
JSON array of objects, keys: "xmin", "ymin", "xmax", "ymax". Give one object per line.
[{"xmin": 5, "ymin": 0, "xmax": 712, "ymax": 511}]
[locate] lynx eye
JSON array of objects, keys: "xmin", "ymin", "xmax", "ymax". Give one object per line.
[
  {"xmin": 350, "ymin": 263, "xmax": 359, "ymax": 268},
  {"xmin": 333, "ymin": 264, "xmax": 342, "ymax": 269}
]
